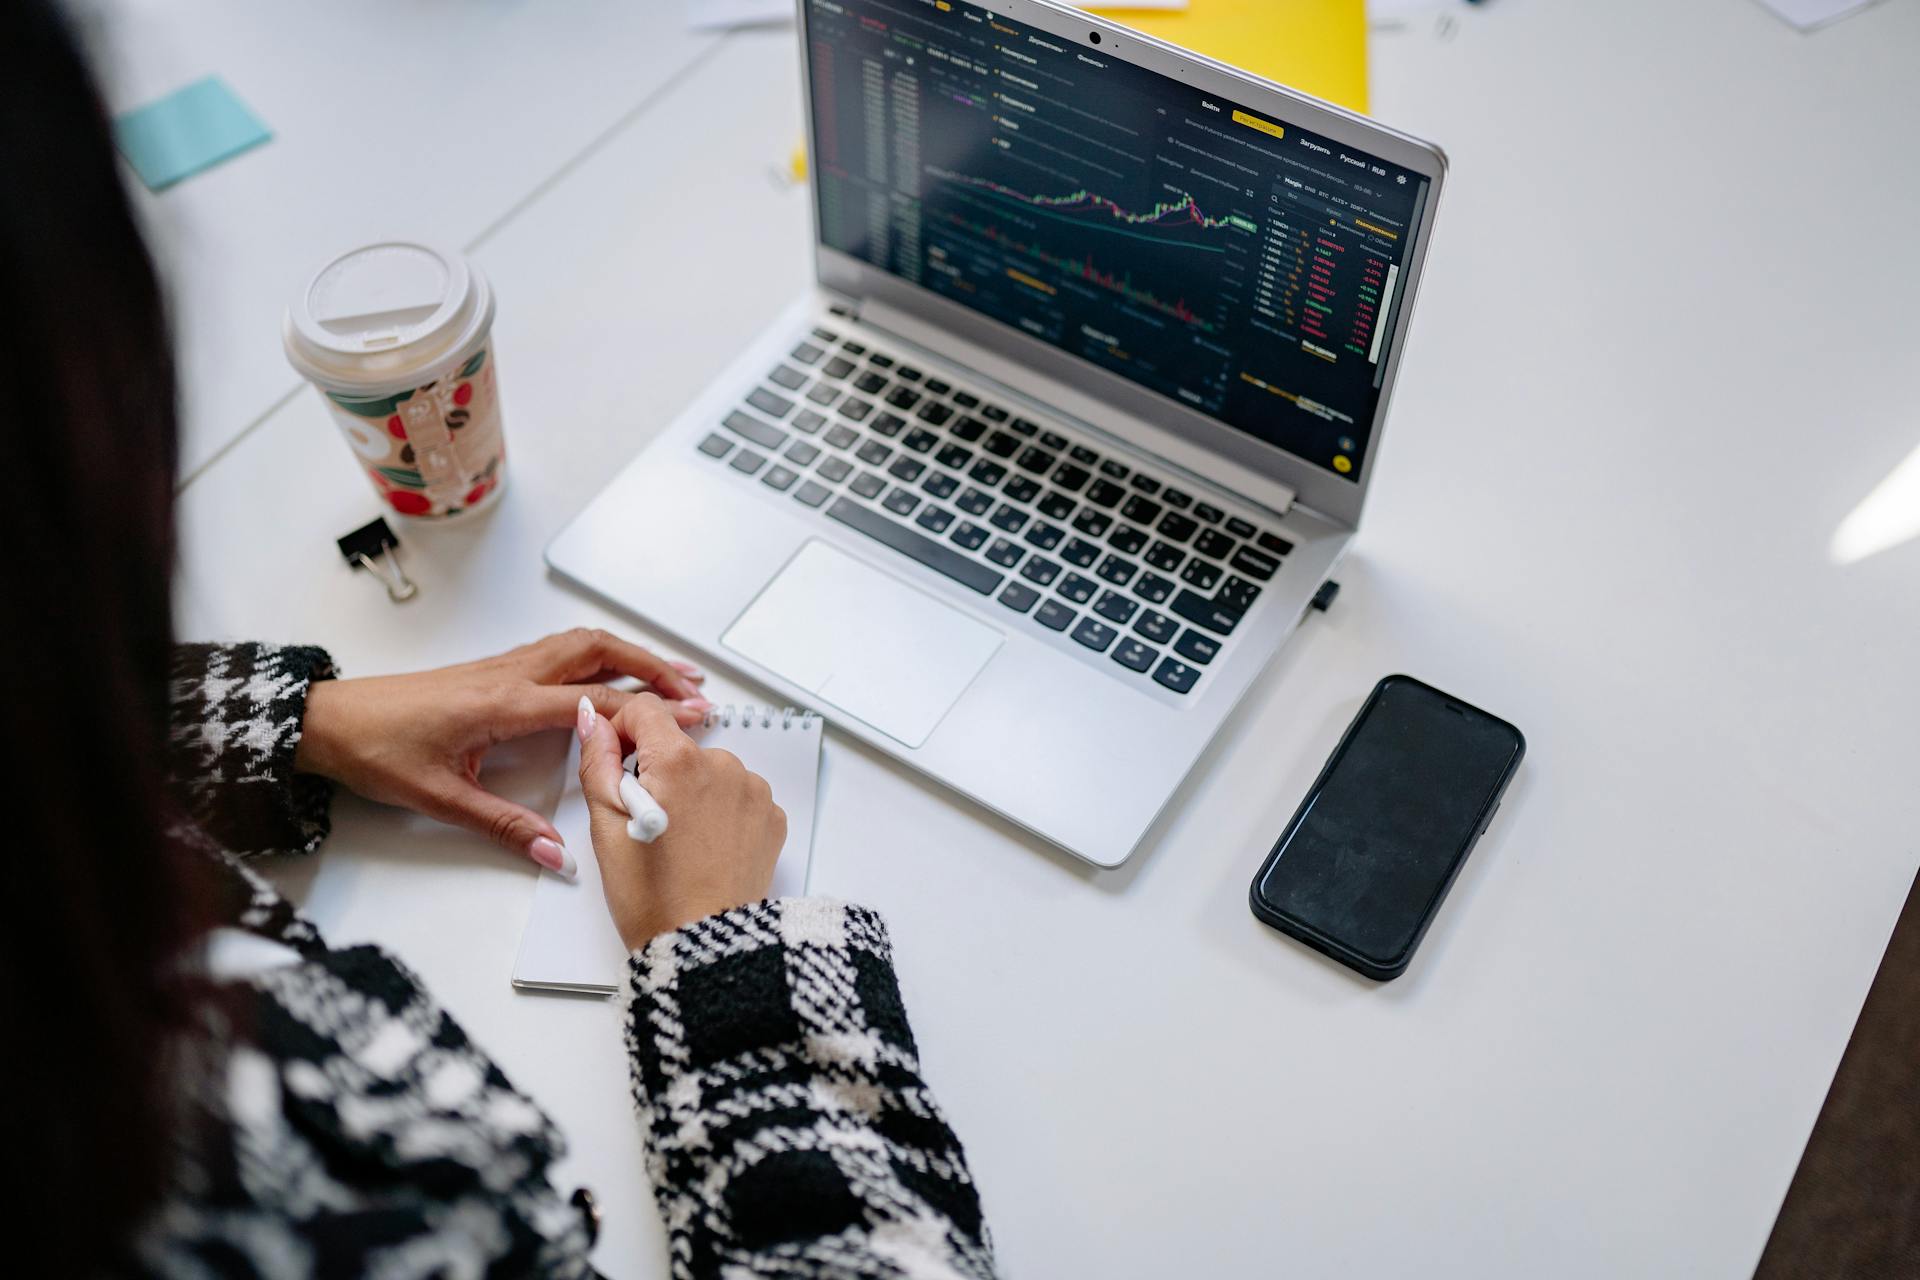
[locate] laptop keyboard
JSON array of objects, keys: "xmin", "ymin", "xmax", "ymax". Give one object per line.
[{"xmin": 693, "ymin": 323, "xmax": 1295, "ymax": 697}]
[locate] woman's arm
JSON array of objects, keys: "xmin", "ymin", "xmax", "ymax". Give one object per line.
[
  {"xmin": 627, "ymin": 899, "xmax": 996, "ymax": 1279},
  {"xmin": 576, "ymin": 696, "xmax": 998, "ymax": 1278},
  {"xmin": 167, "ymin": 641, "xmax": 338, "ymax": 858}
]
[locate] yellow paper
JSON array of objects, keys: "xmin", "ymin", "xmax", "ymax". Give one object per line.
[{"xmin": 1088, "ymin": 0, "xmax": 1368, "ymax": 115}]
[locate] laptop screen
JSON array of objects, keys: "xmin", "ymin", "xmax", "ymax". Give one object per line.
[{"xmin": 806, "ymin": 0, "xmax": 1432, "ymax": 483}]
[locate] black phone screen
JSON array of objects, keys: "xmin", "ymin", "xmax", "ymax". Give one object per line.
[{"xmin": 1251, "ymin": 676, "xmax": 1524, "ymax": 977}]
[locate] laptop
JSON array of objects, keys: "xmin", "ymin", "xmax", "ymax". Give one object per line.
[{"xmin": 548, "ymin": 0, "xmax": 1447, "ymax": 868}]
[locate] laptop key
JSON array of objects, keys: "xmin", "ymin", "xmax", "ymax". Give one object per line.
[
  {"xmin": 1153, "ymin": 657, "xmax": 1201, "ymax": 695},
  {"xmin": 1193, "ymin": 502, "xmax": 1224, "ymax": 524},
  {"xmin": 983, "ymin": 430, "xmax": 1021, "ymax": 458},
  {"xmin": 916, "ymin": 505, "xmax": 954, "ymax": 533},
  {"xmin": 823, "ymin": 424, "xmax": 858, "ymax": 449},
  {"xmin": 791, "ymin": 342, "xmax": 825, "ymax": 365},
  {"xmin": 902, "ymin": 427, "xmax": 940, "ymax": 453},
  {"xmin": 793, "ymin": 409, "xmax": 826, "ymax": 434},
  {"xmin": 1134, "ymin": 573, "xmax": 1175, "ymax": 604},
  {"xmin": 1174, "ymin": 629, "xmax": 1221, "ymax": 665},
  {"xmin": 1085, "ymin": 479, "xmax": 1126, "ymax": 508},
  {"xmin": 1109, "ymin": 525, "xmax": 1148, "ymax": 555},
  {"xmin": 1121, "ymin": 495, "xmax": 1162, "ymax": 524},
  {"xmin": 1070, "ymin": 444, "xmax": 1099, "ymax": 465},
  {"xmin": 1157, "ymin": 512, "xmax": 1199, "ymax": 543},
  {"xmin": 936, "ymin": 443, "xmax": 973, "ymax": 470},
  {"xmin": 1145, "ymin": 541, "xmax": 1184, "ymax": 573},
  {"xmin": 895, "ymin": 365, "xmax": 923, "ymax": 382},
  {"xmin": 1037, "ymin": 491, "xmax": 1076, "ymax": 521},
  {"xmin": 698, "ymin": 432, "xmax": 732, "ymax": 458},
  {"xmin": 1071, "ymin": 617, "xmax": 1117, "ymax": 653},
  {"xmin": 762, "ymin": 465, "xmax": 798, "ymax": 492},
  {"xmin": 953, "ymin": 390, "xmax": 980, "ymax": 409},
  {"xmin": 838, "ymin": 398, "xmax": 874, "ymax": 423},
  {"xmin": 1051, "ymin": 463, "xmax": 1090, "ymax": 492},
  {"xmin": 855, "ymin": 439, "xmax": 892, "ymax": 466},
  {"xmin": 806, "ymin": 383, "xmax": 841, "ymax": 406},
  {"xmin": 868, "ymin": 352, "xmax": 895, "ymax": 369},
  {"xmin": 850, "ymin": 471, "xmax": 887, "ymax": 499},
  {"xmin": 1016, "ymin": 447, "xmax": 1056, "ymax": 475},
  {"xmin": 917, "ymin": 402, "xmax": 955, "ymax": 426},
  {"xmin": 989, "ymin": 504, "xmax": 1028, "ymax": 533},
  {"xmin": 969, "ymin": 459, "xmax": 1007, "ymax": 486},
  {"xmin": 1100, "ymin": 458, "xmax": 1130, "ymax": 480},
  {"xmin": 1095, "ymin": 555, "xmax": 1138, "ymax": 587},
  {"xmin": 1134, "ymin": 610, "xmax": 1177, "ymax": 644},
  {"xmin": 1169, "ymin": 588, "xmax": 1242, "ymax": 635},
  {"xmin": 985, "ymin": 537, "xmax": 1024, "ymax": 568},
  {"xmin": 1072, "ymin": 509, "xmax": 1112, "ymax": 537},
  {"xmin": 1217, "ymin": 575, "xmax": 1262, "ymax": 612},
  {"xmin": 887, "ymin": 456, "xmax": 925, "ymax": 482},
  {"xmin": 724, "ymin": 411, "xmax": 787, "ymax": 450},
  {"xmin": 882, "ymin": 487, "xmax": 920, "ymax": 516},
  {"xmin": 1060, "ymin": 537, "xmax": 1099, "ymax": 568},
  {"xmin": 1023, "ymin": 521, "xmax": 1064, "ymax": 550},
  {"xmin": 826, "ymin": 498, "xmax": 1003, "ymax": 596},
  {"xmin": 1040, "ymin": 431, "xmax": 1068, "ymax": 450},
  {"xmin": 1258, "ymin": 531, "xmax": 1295, "ymax": 556},
  {"xmin": 1094, "ymin": 591, "xmax": 1138, "ymax": 625},
  {"xmin": 822, "ymin": 356, "xmax": 856, "ymax": 379},
  {"xmin": 811, "ymin": 326, "xmax": 838, "ymax": 342},
  {"xmin": 999, "ymin": 582, "xmax": 1040, "ymax": 614},
  {"xmin": 980, "ymin": 404, "xmax": 1010, "ymax": 422},
  {"xmin": 924, "ymin": 378, "xmax": 952, "ymax": 395},
  {"xmin": 1112, "ymin": 638, "xmax": 1158, "ymax": 674},
  {"xmin": 786, "ymin": 441, "xmax": 821, "ymax": 466},
  {"xmin": 1021, "ymin": 556, "xmax": 1062, "ymax": 586},
  {"xmin": 1010, "ymin": 417, "xmax": 1040, "ymax": 437},
  {"xmin": 770, "ymin": 365, "xmax": 808, "ymax": 391},
  {"xmin": 1181, "ymin": 560, "xmax": 1220, "ymax": 590},
  {"xmin": 1230, "ymin": 547, "xmax": 1281, "ymax": 580},
  {"xmin": 951, "ymin": 415, "xmax": 988, "ymax": 442},
  {"xmin": 1226, "ymin": 516, "xmax": 1257, "ymax": 539},
  {"xmin": 747, "ymin": 387, "xmax": 795, "ymax": 418},
  {"xmin": 1162, "ymin": 488, "xmax": 1192, "ymax": 510},
  {"xmin": 870, "ymin": 412, "xmax": 907, "ymax": 438},
  {"xmin": 1035, "ymin": 599, "xmax": 1075, "ymax": 632},
  {"xmin": 853, "ymin": 370, "xmax": 888, "ymax": 395},
  {"xmin": 950, "ymin": 521, "xmax": 989, "ymax": 551},
  {"xmin": 729, "ymin": 448, "xmax": 768, "ymax": 475},
  {"xmin": 956, "ymin": 487, "xmax": 993, "ymax": 515},
  {"xmin": 1003, "ymin": 476, "xmax": 1042, "ymax": 505},
  {"xmin": 818, "ymin": 456, "xmax": 853, "ymax": 483},
  {"xmin": 922, "ymin": 471, "xmax": 961, "ymax": 500},
  {"xmin": 887, "ymin": 386, "xmax": 922, "ymax": 410},
  {"xmin": 793, "ymin": 479, "xmax": 832, "ymax": 508},
  {"xmin": 1193, "ymin": 529, "xmax": 1235, "ymax": 560},
  {"xmin": 841, "ymin": 341, "xmax": 866, "ymax": 356},
  {"xmin": 1058, "ymin": 573, "xmax": 1097, "ymax": 604},
  {"xmin": 1130, "ymin": 473, "xmax": 1162, "ymax": 495}
]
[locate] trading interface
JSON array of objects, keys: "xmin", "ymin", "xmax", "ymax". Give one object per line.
[{"xmin": 807, "ymin": 0, "xmax": 1431, "ymax": 481}]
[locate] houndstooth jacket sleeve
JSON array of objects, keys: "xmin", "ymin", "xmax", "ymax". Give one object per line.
[
  {"xmin": 167, "ymin": 642, "xmax": 338, "ymax": 859},
  {"xmin": 627, "ymin": 897, "xmax": 999, "ymax": 1279}
]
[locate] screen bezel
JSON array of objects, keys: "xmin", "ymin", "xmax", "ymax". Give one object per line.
[{"xmin": 795, "ymin": 0, "xmax": 1449, "ymax": 529}]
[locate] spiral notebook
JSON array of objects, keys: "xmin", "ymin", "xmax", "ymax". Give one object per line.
[{"xmin": 512, "ymin": 705, "xmax": 825, "ymax": 994}]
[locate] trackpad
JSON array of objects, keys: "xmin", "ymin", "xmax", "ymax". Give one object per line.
[{"xmin": 723, "ymin": 540, "xmax": 1003, "ymax": 748}]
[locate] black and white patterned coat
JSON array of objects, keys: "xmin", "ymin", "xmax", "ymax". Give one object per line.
[{"xmin": 143, "ymin": 642, "xmax": 996, "ymax": 1279}]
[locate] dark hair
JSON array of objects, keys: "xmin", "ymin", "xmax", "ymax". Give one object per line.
[{"xmin": 0, "ymin": 0, "xmax": 208, "ymax": 1269}]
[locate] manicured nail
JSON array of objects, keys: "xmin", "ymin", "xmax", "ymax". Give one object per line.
[
  {"xmin": 685, "ymin": 697, "xmax": 715, "ymax": 714},
  {"xmin": 530, "ymin": 836, "xmax": 577, "ymax": 880},
  {"xmin": 576, "ymin": 694, "xmax": 596, "ymax": 742},
  {"xmin": 672, "ymin": 661, "xmax": 705, "ymax": 680}
]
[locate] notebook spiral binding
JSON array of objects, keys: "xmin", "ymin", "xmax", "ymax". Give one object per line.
[{"xmin": 700, "ymin": 704, "xmax": 819, "ymax": 730}]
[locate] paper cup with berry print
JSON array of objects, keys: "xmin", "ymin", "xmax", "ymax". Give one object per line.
[{"xmin": 283, "ymin": 242, "xmax": 507, "ymax": 519}]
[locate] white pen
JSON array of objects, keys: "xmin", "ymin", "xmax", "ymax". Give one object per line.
[{"xmin": 618, "ymin": 770, "xmax": 669, "ymax": 843}]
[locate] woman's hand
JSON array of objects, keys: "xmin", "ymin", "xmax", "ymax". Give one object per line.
[
  {"xmin": 293, "ymin": 628, "xmax": 712, "ymax": 875},
  {"xmin": 575, "ymin": 693, "xmax": 787, "ymax": 950}
]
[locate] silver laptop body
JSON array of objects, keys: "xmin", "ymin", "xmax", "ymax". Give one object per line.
[{"xmin": 549, "ymin": 0, "xmax": 1447, "ymax": 867}]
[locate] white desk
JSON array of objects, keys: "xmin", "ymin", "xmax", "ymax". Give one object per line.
[{"xmin": 172, "ymin": 3, "xmax": 1920, "ymax": 1276}]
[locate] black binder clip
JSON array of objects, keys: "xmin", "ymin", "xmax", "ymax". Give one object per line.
[{"xmin": 337, "ymin": 517, "xmax": 418, "ymax": 603}]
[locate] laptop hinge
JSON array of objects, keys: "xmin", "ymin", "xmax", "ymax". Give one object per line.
[{"xmin": 838, "ymin": 295, "xmax": 1299, "ymax": 520}]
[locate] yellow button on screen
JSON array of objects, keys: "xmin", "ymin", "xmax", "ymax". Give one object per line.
[
  {"xmin": 1333, "ymin": 455, "xmax": 1353, "ymax": 473},
  {"xmin": 1232, "ymin": 109, "xmax": 1284, "ymax": 140}
]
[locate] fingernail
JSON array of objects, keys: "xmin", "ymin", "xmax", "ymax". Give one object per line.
[
  {"xmin": 685, "ymin": 697, "xmax": 714, "ymax": 713},
  {"xmin": 530, "ymin": 836, "xmax": 577, "ymax": 880},
  {"xmin": 672, "ymin": 661, "xmax": 705, "ymax": 680},
  {"xmin": 576, "ymin": 694, "xmax": 596, "ymax": 742}
]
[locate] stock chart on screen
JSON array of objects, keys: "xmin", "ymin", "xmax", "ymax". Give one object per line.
[{"xmin": 807, "ymin": 0, "xmax": 1431, "ymax": 481}]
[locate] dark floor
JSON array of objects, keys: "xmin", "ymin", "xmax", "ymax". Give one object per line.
[{"xmin": 1753, "ymin": 870, "xmax": 1920, "ymax": 1279}]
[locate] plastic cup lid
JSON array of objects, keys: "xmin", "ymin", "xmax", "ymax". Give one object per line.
[{"xmin": 283, "ymin": 241, "xmax": 495, "ymax": 394}]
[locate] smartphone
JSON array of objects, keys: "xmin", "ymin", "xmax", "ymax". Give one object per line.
[{"xmin": 1249, "ymin": 675, "xmax": 1524, "ymax": 981}]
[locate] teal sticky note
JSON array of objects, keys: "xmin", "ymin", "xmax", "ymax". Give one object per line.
[{"xmin": 113, "ymin": 76, "xmax": 271, "ymax": 192}]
